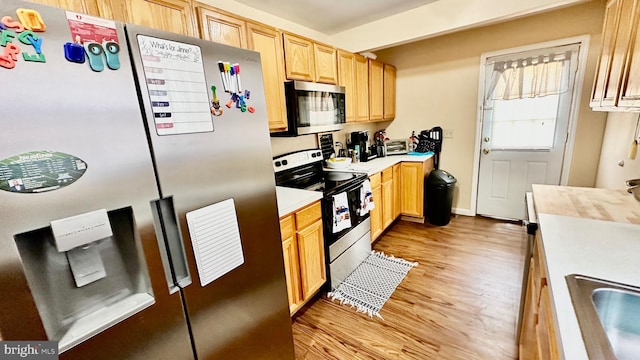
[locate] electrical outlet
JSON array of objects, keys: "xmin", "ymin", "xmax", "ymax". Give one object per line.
[{"xmin": 444, "ymin": 129, "xmax": 454, "ymax": 138}]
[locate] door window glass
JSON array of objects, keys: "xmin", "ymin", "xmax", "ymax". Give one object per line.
[{"xmin": 491, "ymin": 95, "xmax": 559, "ymax": 149}]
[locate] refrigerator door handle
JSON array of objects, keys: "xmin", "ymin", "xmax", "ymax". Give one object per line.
[{"xmin": 150, "ymin": 197, "xmax": 192, "ymax": 294}]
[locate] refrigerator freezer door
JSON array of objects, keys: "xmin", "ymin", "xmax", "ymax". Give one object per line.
[
  {"xmin": 126, "ymin": 24, "xmax": 295, "ymax": 359},
  {"xmin": 0, "ymin": 2, "xmax": 194, "ymax": 359}
]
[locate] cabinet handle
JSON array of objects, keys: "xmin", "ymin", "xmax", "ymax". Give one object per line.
[{"xmin": 150, "ymin": 196, "xmax": 192, "ymax": 294}]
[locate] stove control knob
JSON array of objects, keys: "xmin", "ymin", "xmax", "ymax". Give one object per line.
[
  {"xmin": 282, "ymin": 160, "xmax": 288, "ymax": 165},
  {"xmin": 275, "ymin": 161, "xmax": 281, "ymax": 167},
  {"xmin": 311, "ymin": 153, "xmax": 317, "ymax": 158},
  {"xmin": 316, "ymin": 151, "xmax": 322, "ymax": 157}
]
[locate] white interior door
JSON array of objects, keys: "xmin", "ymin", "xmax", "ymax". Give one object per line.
[{"xmin": 476, "ymin": 44, "xmax": 579, "ymax": 220}]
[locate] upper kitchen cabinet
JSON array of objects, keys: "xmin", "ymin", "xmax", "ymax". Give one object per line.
[
  {"xmin": 283, "ymin": 33, "xmax": 315, "ymax": 82},
  {"xmin": 355, "ymin": 54, "xmax": 370, "ymax": 122},
  {"xmin": 111, "ymin": 0, "xmax": 196, "ymax": 36},
  {"xmin": 338, "ymin": 50, "xmax": 357, "ymax": 122},
  {"xmin": 617, "ymin": 0, "xmax": 640, "ymax": 107},
  {"xmin": 591, "ymin": 0, "xmax": 640, "ymax": 110},
  {"xmin": 313, "ymin": 43, "xmax": 338, "ymax": 84},
  {"xmin": 196, "ymin": 5, "xmax": 247, "ymax": 48},
  {"xmin": 27, "ymin": 0, "xmax": 113, "ymax": 18},
  {"xmin": 369, "ymin": 59, "xmax": 384, "ymax": 121},
  {"xmin": 246, "ymin": 22, "xmax": 288, "ymax": 132},
  {"xmin": 383, "ymin": 64, "xmax": 396, "ymax": 120}
]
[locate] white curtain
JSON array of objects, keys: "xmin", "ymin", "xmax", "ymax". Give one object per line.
[{"xmin": 485, "ymin": 47, "xmax": 576, "ymax": 101}]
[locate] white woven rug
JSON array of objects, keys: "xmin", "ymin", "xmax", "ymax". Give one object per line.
[{"xmin": 328, "ymin": 251, "xmax": 417, "ymax": 319}]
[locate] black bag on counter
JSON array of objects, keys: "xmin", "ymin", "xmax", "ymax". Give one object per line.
[{"xmin": 413, "ymin": 127, "xmax": 442, "ymax": 153}]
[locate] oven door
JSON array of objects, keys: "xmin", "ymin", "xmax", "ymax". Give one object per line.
[{"xmin": 321, "ymin": 180, "xmax": 369, "ymax": 247}]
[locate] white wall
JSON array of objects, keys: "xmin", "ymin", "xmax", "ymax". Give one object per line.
[
  {"xmin": 375, "ymin": 0, "xmax": 607, "ymax": 214},
  {"xmin": 596, "ymin": 112, "xmax": 640, "ymax": 189}
]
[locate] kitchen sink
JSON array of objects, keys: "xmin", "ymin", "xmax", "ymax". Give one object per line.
[{"xmin": 566, "ymin": 274, "xmax": 640, "ymax": 360}]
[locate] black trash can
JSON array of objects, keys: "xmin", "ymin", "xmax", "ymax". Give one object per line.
[{"xmin": 425, "ymin": 169, "xmax": 457, "ymax": 226}]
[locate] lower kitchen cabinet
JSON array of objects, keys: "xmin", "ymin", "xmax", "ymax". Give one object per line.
[
  {"xmin": 518, "ymin": 231, "xmax": 559, "ymax": 359},
  {"xmin": 400, "ymin": 158, "xmax": 434, "ymax": 220},
  {"xmin": 279, "ymin": 200, "xmax": 326, "ymax": 315},
  {"xmin": 392, "ymin": 163, "xmax": 401, "ymax": 219},
  {"xmin": 369, "ymin": 172, "xmax": 383, "ymax": 241},
  {"xmin": 381, "ymin": 167, "xmax": 394, "ymax": 229}
]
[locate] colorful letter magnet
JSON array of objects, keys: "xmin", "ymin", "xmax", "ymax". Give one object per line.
[{"xmin": 64, "ymin": 42, "xmax": 85, "ymax": 63}]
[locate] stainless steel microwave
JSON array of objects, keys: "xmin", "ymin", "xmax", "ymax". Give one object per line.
[{"xmin": 271, "ymin": 81, "xmax": 346, "ymax": 137}]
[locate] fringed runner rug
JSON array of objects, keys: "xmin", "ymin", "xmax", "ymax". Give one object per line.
[{"xmin": 328, "ymin": 251, "xmax": 417, "ymax": 319}]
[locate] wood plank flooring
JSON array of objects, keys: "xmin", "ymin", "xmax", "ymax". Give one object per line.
[{"xmin": 291, "ymin": 215, "xmax": 526, "ymax": 360}]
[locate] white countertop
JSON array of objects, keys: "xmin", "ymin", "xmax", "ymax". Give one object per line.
[
  {"xmin": 275, "ymin": 186, "xmax": 323, "ymax": 218},
  {"xmin": 537, "ymin": 213, "xmax": 640, "ymax": 359},
  {"xmin": 324, "ymin": 153, "xmax": 434, "ymax": 176}
]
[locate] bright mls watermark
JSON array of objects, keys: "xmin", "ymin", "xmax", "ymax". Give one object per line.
[{"xmin": 0, "ymin": 342, "xmax": 58, "ymax": 359}]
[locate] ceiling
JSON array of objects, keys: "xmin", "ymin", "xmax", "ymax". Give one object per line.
[{"xmin": 232, "ymin": 0, "xmax": 440, "ymax": 35}]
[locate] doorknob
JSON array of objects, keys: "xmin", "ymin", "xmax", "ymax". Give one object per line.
[
  {"xmin": 484, "ymin": 137, "xmax": 490, "ymax": 142},
  {"xmin": 483, "ymin": 148, "xmax": 490, "ymax": 155}
]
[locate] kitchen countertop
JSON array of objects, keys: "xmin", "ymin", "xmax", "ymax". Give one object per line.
[
  {"xmin": 275, "ymin": 186, "xmax": 323, "ymax": 218},
  {"xmin": 324, "ymin": 153, "xmax": 434, "ymax": 176},
  {"xmin": 532, "ymin": 185, "xmax": 640, "ymax": 359}
]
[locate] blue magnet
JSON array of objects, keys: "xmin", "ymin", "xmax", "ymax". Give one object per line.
[
  {"xmin": 84, "ymin": 42, "xmax": 104, "ymax": 72},
  {"xmin": 64, "ymin": 42, "xmax": 85, "ymax": 63},
  {"xmin": 103, "ymin": 41, "xmax": 120, "ymax": 70}
]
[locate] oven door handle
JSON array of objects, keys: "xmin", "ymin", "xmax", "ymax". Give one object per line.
[{"xmin": 328, "ymin": 179, "xmax": 366, "ymax": 196}]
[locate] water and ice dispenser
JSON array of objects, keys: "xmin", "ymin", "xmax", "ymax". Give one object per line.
[{"xmin": 14, "ymin": 207, "xmax": 155, "ymax": 352}]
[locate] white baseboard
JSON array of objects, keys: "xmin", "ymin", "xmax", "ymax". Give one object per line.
[{"xmin": 452, "ymin": 208, "xmax": 474, "ymax": 217}]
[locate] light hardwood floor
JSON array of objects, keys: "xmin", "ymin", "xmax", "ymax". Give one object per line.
[{"xmin": 292, "ymin": 215, "xmax": 526, "ymax": 359}]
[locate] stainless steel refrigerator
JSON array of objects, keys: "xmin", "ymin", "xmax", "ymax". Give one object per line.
[{"xmin": 0, "ymin": 1, "xmax": 294, "ymax": 359}]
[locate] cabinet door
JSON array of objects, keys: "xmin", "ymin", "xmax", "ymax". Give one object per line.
[
  {"xmin": 283, "ymin": 33, "xmax": 314, "ymax": 81},
  {"xmin": 281, "ymin": 236, "xmax": 302, "ymax": 314},
  {"xmin": 246, "ymin": 22, "xmax": 288, "ymax": 132},
  {"xmin": 369, "ymin": 59, "xmax": 384, "ymax": 121},
  {"xmin": 400, "ymin": 162, "xmax": 424, "ymax": 218},
  {"xmin": 392, "ymin": 163, "xmax": 401, "ymax": 219},
  {"xmin": 383, "ymin": 64, "xmax": 396, "ymax": 120},
  {"xmin": 297, "ymin": 219, "xmax": 326, "ymax": 298},
  {"xmin": 196, "ymin": 6, "xmax": 246, "ymax": 48},
  {"xmin": 113, "ymin": 0, "xmax": 195, "ymax": 36},
  {"xmin": 381, "ymin": 168, "xmax": 394, "ymax": 229},
  {"xmin": 338, "ymin": 50, "xmax": 357, "ymax": 123},
  {"xmin": 355, "ymin": 54, "xmax": 370, "ymax": 122},
  {"xmin": 619, "ymin": 0, "xmax": 640, "ymax": 107},
  {"xmin": 314, "ymin": 43, "xmax": 338, "ymax": 84},
  {"xmin": 518, "ymin": 258, "xmax": 539, "ymax": 360},
  {"xmin": 27, "ymin": 0, "xmax": 90, "ymax": 13},
  {"xmin": 601, "ymin": 0, "xmax": 637, "ymax": 108},
  {"xmin": 591, "ymin": 0, "xmax": 622, "ymax": 108},
  {"xmin": 536, "ymin": 285, "xmax": 559, "ymax": 360},
  {"xmin": 371, "ymin": 184, "xmax": 383, "ymax": 241}
]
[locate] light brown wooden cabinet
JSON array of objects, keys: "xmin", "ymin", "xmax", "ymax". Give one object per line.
[
  {"xmin": 314, "ymin": 43, "xmax": 338, "ymax": 84},
  {"xmin": 369, "ymin": 59, "xmax": 384, "ymax": 121},
  {"xmin": 246, "ymin": 22, "xmax": 288, "ymax": 132},
  {"xmin": 279, "ymin": 201, "xmax": 326, "ymax": 316},
  {"xmin": 381, "ymin": 167, "xmax": 394, "ymax": 229},
  {"xmin": 110, "ymin": 0, "xmax": 195, "ymax": 36},
  {"xmin": 518, "ymin": 231, "xmax": 559, "ymax": 359},
  {"xmin": 400, "ymin": 159, "xmax": 434, "ymax": 220},
  {"xmin": 337, "ymin": 50, "xmax": 357, "ymax": 123},
  {"xmin": 392, "ymin": 163, "xmax": 401, "ymax": 219},
  {"xmin": 283, "ymin": 33, "xmax": 315, "ymax": 82},
  {"xmin": 383, "ymin": 64, "xmax": 396, "ymax": 120},
  {"xmin": 355, "ymin": 54, "xmax": 370, "ymax": 122},
  {"xmin": 591, "ymin": 0, "xmax": 640, "ymax": 110},
  {"xmin": 369, "ymin": 172, "xmax": 383, "ymax": 241},
  {"xmin": 196, "ymin": 5, "xmax": 247, "ymax": 48},
  {"xmin": 28, "ymin": 0, "xmax": 114, "ymax": 18}
]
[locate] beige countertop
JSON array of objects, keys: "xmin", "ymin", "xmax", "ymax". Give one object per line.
[
  {"xmin": 275, "ymin": 186, "xmax": 322, "ymax": 218},
  {"xmin": 532, "ymin": 185, "xmax": 640, "ymax": 359},
  {"xmin": 324, "ymin": 153, "xmax": 434, "ymax": 176}
]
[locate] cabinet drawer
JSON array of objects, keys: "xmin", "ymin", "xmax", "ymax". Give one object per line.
[
  {"xmin": 369, "ymin": 172, "xmax": 381, "ymax": 189},
  {"xmin": 295, "ymin": 201, "xmax": 322, "ymax": 229},
  {"xmin": 279, "ymin": 214, "xmax": 295, "ymax": 241},
  {"xmin": 381, "ymin": 167, "xmax": 393, "ymax": 183}
]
